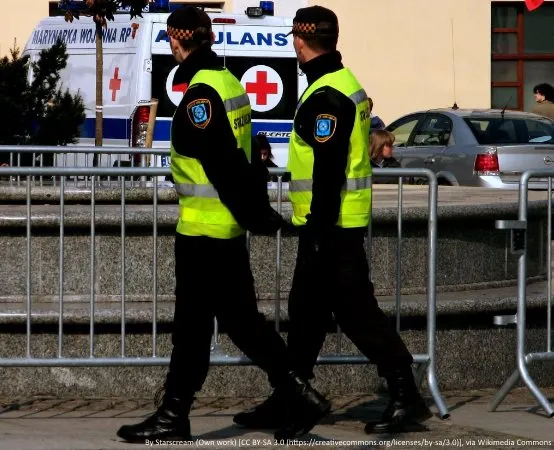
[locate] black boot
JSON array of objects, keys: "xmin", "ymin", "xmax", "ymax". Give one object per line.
[
  {"xmin": 233, "ymin": 388, "xmax": 289, "ymax": 429},
  {"xmin": 273, "ymin": 372, "xmax": 331, "ymax": 441},
  {"xmin": 365, "ymin": 369, "xmax": 432, "ymax": 434},
  {"xmin": 117, "ymin": 393, "xmax": 193, "ymax": 443}
]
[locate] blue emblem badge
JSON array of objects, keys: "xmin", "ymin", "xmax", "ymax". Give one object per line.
[
  {"xmin": 187, "ymin": 99, "xmax": 212, "ymax": 129},
  {"xmin": 314, "ymin": 114, "xmax": 337, "ymax": 143}
]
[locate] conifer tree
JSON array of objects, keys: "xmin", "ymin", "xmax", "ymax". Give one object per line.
[{"xmin": 0, "ymin": 41, "xmax": 85, "ymax": 165}]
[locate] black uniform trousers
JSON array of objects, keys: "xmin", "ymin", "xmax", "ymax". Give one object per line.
[
  {"xmin": 287, "ymin": 227, "xmax": 414, "ymax": 382},
  {"xmin": 167, "ymin": 233, "xmax": 290, "ymax": 395}
]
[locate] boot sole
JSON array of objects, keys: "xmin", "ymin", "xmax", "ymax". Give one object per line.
[
  {"xmin": 232, "ymin": 419, "xmax": 289, "ymax": 430},
  {"xmin": 366, "ymin": 408, "xmax": 433, "ymax": 434},
  {"xmin": 117, "ymin": 431, "xmax": 192, "ymax": 443},
  {"xmin": 274, "ymin": 400, "xmax": 331, "ymax": 441}
]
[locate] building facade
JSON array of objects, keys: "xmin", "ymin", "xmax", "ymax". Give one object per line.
[{"xmin": 1, "ymin": 0, "xmax": 553, "ymax": 124}]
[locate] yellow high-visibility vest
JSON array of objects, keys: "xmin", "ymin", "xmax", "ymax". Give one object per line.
[
  {"xmin": 288, "ymin": 68, "xmax": 372, "ymax": 228},
  {"xmin": 171, "ymin": 69, "xmax": 251, "ymax": 238}
]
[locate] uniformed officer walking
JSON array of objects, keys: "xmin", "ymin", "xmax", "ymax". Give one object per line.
[
  {"xmin": 234, "ymin": 6, "xmax": 432, "ymax": 434},
  {"xmin": 117, "ymin": 6, "xmax": 329, "ymax": 443}
]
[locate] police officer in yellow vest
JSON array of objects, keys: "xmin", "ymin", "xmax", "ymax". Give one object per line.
[
  {"xmin": 234, "ymin": 6, "xmax": 432, "ymax": 434},
  {"xmin": 117, "ymin": 6, "xmax": 329, "ymax": 443}
]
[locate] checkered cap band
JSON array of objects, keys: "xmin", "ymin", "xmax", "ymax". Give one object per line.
[
  {"xmin": 167, "ymin": 26, "xmax": 194, "ymax": 40},
  {"xmin": 292, "ymin": 22, "xmax": 317, "ymax": 34}
]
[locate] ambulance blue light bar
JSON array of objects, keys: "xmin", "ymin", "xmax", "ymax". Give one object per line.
[
  {"xmin": 246, "ymin": 1, "xmax": 274, "ymax": 17},
  {"xmin": 57, "ymin": 0, "xmax": 87, "ymax": 12},
  {"xmin": 56, "ymin": 0, "xmax": 160, "ymax": 14},
  {"xmin": 149, "ymin": 0, "xmax": 169, "ymax": 12},
  {"xmin": 260, "ymin": 1, "xmax": 275, "ymax": 15}
]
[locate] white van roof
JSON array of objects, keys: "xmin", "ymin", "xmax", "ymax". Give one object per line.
[{"xmin": 31, "ymin": 12, "xmax": 293, "ymax": 28}]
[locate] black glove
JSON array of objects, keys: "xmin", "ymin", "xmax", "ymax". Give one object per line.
[
  {"xmin": 247, "ymin": 206, "xmax": 286, "ymax": 235},
  {"xmin": 304, "ymin": 214, "xmax": 338, "ymax": 255}
]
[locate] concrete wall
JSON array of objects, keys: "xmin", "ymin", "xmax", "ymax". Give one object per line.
[
  {"xmin": 309, "ymin": 0, "xmax": 492, "ymax": 124},
  {"xmin": 0, "ymin": 0, "xmax": 48, "ymax": 56}
]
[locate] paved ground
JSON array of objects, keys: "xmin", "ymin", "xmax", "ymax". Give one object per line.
[{"xmin": 0, "ymin": 388, "xmax": 553, "ymax": 450}]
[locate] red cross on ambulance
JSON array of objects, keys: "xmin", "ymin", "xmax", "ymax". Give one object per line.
[
  {"xmin": 165, "ymin": 66, "xmax": 189, "ymax": 107},
  {"xmin": 109, "ymin": 67, "xmax": 122, "ymax": 102},
  {"xmin": 241, "ymin": 65, "xmax": 283, "ymax": 113}
]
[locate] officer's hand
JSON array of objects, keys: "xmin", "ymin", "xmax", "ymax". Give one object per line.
[
  {"xmin": 304, "ymin": 216, "xmax": 338, "ymax": 254},
  {"xmin": 248, "ymin": 207, "xmax": 286, "ymax": 235},
  {"xmin": 306, "ymin": 215, "xmax": 336, "ymax": 240}
]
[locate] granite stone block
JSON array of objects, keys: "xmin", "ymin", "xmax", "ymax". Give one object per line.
[{"xmin": 0, "ymin": 187, "xmax": 551, "ymax": 302}]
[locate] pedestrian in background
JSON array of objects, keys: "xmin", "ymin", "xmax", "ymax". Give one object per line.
[
  {"xmin": 253, "ymin": 134, "xmax": 290, "ymax": 182},
  {"xmin": 368, "ymin": 97, "xmax": 386, "ymax": 130},
  {"xmin": 371, "ymin": 129, "xmax": 402, "ymax": 184},
  {"xmin": 371, "ymin": 129, "xmax": 399, "ymax": 168},
  {"xmin": 117, "ymin": 6, "xmax": 329, "ymax": 444},
  {"xmin": 532, "ymin": 83, "xmax": 554, "ymax": 121},
  {"xmin": 234, "ymin": 5, "xmax": 431, "ymax": 435},
  {"xmin": 254, "ymin": 134, "xmax": 278, "ymax": 169}
]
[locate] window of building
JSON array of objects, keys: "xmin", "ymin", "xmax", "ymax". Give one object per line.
[{"xmin": 491, "ymin": 2, "xmax": 554, "ymax": 111}]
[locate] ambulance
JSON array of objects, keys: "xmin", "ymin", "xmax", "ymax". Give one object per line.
[{"xmin": 23, "ymin": 1, "xmax": 305, "ymax": 167}]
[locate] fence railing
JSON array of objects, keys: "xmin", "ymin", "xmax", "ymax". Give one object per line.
[
  {"xmin": 0, "ymin": 162, "xmax": 449, "ymax": 419},
  {"xmin": 0, "ymin": 145, "xmax": 170, "ymax": 188},
  {"xmin": 491, "ymin": 170, "xmax": 554, "ymax": 418}
]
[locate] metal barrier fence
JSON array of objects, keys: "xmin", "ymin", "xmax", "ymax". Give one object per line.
[
  {"xmin": 491, "ymin": 170, "xmax": 554, "ymax": 418},
  {"xmin": 0, "ymin": 145, "xmax": 170, "ymax": 188},
  {"xmin": 0, "ymin": 163, "xmax": 449, "ymax": 419}
]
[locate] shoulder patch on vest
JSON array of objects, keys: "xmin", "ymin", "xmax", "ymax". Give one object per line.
[
  {"xmin": 314, "ymin": 114, "xmax": 337, "ymax": 143},
  {"xmin": 187, "ymin": 99, "xmax": 212, "ymax": 129}
]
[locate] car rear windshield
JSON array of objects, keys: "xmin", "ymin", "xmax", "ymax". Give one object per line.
[{"xmin": 464, "ymin": 117, "xmax": 554, "ymax": 145}]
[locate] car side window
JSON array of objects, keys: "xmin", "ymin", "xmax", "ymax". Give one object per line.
[
  {"xmin": 387, "ymin": 115, "xmax": 421, "ymax": 147},
  {"xmin": 413, "ymin": 115, "xmax": 452, "ymax": 146},
  {"xmin": 526, "ymin": 119, "xmax": 554, "ymax": 143}
]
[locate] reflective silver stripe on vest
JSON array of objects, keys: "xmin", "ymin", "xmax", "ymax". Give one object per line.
[
  {"xmin": 289, "ymin": 176, "xmax": 371, "ymax": 192},
  {"xmin": 345, "ymin": 176, "xmax": 371, "ymax": 190},
  {"xmin": 296, "ymin": 88, "xmax": 367, "ymax": 111},
  {"xmin": 174, "ymin": 183, "xmax": 220, "ymax": 198},
  {"xmin": 289, "ymin": 179, "xmax": 312, "ymax": 192},
  {"xmin": 349, "ymin": 89, "xmax": 368, "ymax": 106},
  {"xmin": 223, "ymin": 93, "xmax": 250, "ymax": 112}
]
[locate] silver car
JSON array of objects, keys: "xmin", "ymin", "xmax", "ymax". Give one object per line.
[{"xmin": 386, "ymin": 108, "xmax": 554, "ymax": 189}]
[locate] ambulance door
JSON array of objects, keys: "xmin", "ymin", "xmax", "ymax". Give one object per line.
[
  {"xmin": 222, "ymin": 55, "xmax": 298, "ymax": 168},
  {"xmin": 150, "ymin": 22, "xmax": 299, "ymax": 168},
  {"xmin": 23, "ymin": 19, "xmax": 139, "ymax": 170},
  {"xmin": 219, "ymin": 24, "xmax": 297, "ymax": 168}
]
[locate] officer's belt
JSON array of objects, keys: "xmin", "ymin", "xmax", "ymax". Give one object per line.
[{"xmin": 289, "ymin": 176, "xmax": 372, "ymax": 192}]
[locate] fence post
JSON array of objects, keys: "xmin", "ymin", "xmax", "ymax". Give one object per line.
[{"xmin": 490, "ymin": 170, "xmax": 554, "ymax": 417}]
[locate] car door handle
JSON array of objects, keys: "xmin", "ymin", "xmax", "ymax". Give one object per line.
[{"xmin": 424, "ymin": 157, "xmax": 436, "ymax": 164}]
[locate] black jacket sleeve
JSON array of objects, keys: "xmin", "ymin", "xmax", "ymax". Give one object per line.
[
  {"xmin": 372, "ymin": 157, "xmax": 402, "ymax": 184},
  {"xmin": 171, "ymin": 83, "xmax": 283, "ymax": 233},
  {"xmin": 293, "ymin": 86, "xmax": 355, "ymax": 232}
]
